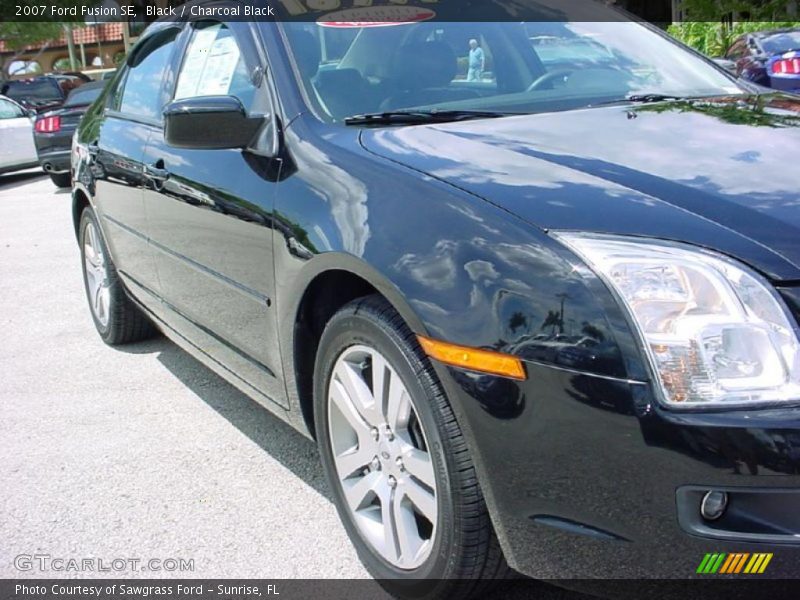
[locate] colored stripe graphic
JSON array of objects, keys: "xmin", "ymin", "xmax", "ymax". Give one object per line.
[
  {"xmin": 698, "ymin": 553, "xmax": 727, "ymax": 574},
  {"xmin": 719, "ymin": 553, "xmax": 736, "ymax": 574},
  {"xmin": 698, "ymin": 553, "xmax": 773, "ymax": 575},
  {"xmin": 758, "ymin": 553, "xmax": 773, "ymax": 573},
  {"xmin": 733, "ymin": 553, "xmax": 749, "ymax": 573},
  {"xmin": 745, "ymin": 554, "xmax": 760, "ymax": 574},
  {"xmin": 697, "ymin": 554, "xmax": 713, "ymax": 574}
]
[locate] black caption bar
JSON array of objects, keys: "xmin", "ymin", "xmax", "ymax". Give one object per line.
[
  {"xmin": 3, "ymin": 579, "xmax": 800, "ymax": 600},
  {"xmin": 1, "ymin": 0, "xmax": 795, "ymax": 23}
]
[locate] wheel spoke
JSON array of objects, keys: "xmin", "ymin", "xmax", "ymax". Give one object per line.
[
  {"xmin": 84, "ymin": 258, "xmax": 97, "ymax": 290},
  {"xmin": 93, "ymin": 283, "xmax": 103, "ymax": 315},
  {"xmin": 342, "ymin": 470, "xmax": 382, "ymax": 513},
  {"xmin": 393, "ymin": 493, "xmax": 423, "ymax": 565},
  {"xmin": 403, "ymin": 447, "xmax": 435, "ymax": 489},
  {"xmin": 386, "ymin": 381, "xmax": 411, "ymax": 432},
  {"xmin": 380, "ymin": 485, "xmax": 400, "ymax": 564},
  {"xmin": 370, "ymin": 352, "xmax": 390, "ymax": 417},
  {"xmin": 334, "ymin": 444, "xmax": 375, "ymax": 479},
  {"xmin": 88, "ymin": 226, "xmax": 100, "ymax": 262},
  {"xmin": 84, "ymin": 244, "xmax": 98, "ymax": 270},
  {"xmin": 330, "ymin": 378, "xmax": 372, "ymax": 438},
  {"xmin": 401, "ymin": 477, "xmax": 437, "ymax": 523},
  {"xmin": 334, "ymin": 360, "xmax": 380, "ymax": 424},
  {"xmin": 98, "ymin": 286, "xmax": 110, "ymax": 322}
]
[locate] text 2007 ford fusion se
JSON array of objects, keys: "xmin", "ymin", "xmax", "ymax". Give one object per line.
[{"xmin": 71, "ymin": 1, "xmax": 800, "ymax": 596}]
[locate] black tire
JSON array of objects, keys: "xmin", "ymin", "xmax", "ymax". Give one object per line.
[
  {"xmin": 79, "ymin": 205, "xmax": 156, "ymax": 345},
  {"xmin": 49, "ymin": 172, "xmax": 71, "ymax": 188},
  {"xmin": 314, "ymin": 295, "xmax": 509, "ymax": 600}
]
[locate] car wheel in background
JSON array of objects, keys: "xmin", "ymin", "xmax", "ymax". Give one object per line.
[
  {"xmin": 79, "ymin": 206, "xmax": 156, "ymax": 345},
  {"xmin": 49, "ymin": 172, "xmax": 71, "ymax": 188},
  {"xmin": 314, "ymin": 295, "xmax": 509, "ymax": 600}
]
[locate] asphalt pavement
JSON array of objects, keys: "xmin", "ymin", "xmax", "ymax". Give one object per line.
[{"xmin": 0, "ymin": 170, "xmax": 587, "ymax": 599}]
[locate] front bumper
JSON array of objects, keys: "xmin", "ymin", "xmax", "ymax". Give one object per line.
[{"xmin": 440, "ymin": 359, "xmax": 800, "ymax": 579}]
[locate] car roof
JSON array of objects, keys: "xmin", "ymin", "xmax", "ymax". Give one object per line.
[
  {"xmin": 751, "ymin": 27, "xmax": 800, "ymax": 38},
  {"xmin": 69, "ymin": 80, "xmax": 105, "ymax": 93},
  {"xmin": 4, "ymin": 75, "xmax": 61, "ymax": 84}
]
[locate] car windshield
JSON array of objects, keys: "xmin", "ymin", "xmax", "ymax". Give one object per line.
[
  {"xmin": 280, "ymin": 21, "xmax": 742, "ymax": 123},
  {"xmin": 761, "ymin": 30, "xmax": 800, "ymax": 54},
  {"xmin": 2, "ymin": 80, "xmax": 62, "ymax": 103},
  {"xmin": 64, "ymin": 84, "xmax": 103, "ymax": 107}
]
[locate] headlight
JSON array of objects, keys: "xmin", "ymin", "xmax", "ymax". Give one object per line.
[{"xmin": 555, "ymin": 233, "xmax": 800, "ymax": 408}]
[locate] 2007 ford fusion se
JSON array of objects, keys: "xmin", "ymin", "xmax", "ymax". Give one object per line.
[{"xmin": 71, "ymin": 0, "xmax": 800, "ymax": 595}]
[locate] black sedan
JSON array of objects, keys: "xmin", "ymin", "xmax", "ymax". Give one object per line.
[
  {"xmin": 70, "ymin": 3, "xmax": 800, "ymax": 597},
  {"xmin": 35, "ymin": 81, "xmax": 106, "ymax": 188},
  {"xmin": 1, "ymin": 75, "xmax": 84, "ymax": 114},
  {"xmin": 724, "ymin": 28, "xmax": 800, "ymax": 92}
]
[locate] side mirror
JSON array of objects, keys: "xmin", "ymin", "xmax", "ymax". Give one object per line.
[
  {"xmin": 163, "ymin": 95, "xmax": 264, "ymax": 150},
  {"xmin": 712, "ymin": 58, "xmax": 738, "ymax": 75}
]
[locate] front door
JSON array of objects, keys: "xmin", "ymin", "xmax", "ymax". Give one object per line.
[{"xmin": 142, "ymin": 20, "xmax": 286, "ymax": 407}]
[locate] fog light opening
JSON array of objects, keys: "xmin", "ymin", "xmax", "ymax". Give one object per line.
[{"xmin": 701, "ymin": 491, "xmax": 729, "ymax": 521}]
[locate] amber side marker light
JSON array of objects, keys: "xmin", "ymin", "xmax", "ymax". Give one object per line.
[{"xmin": 417, "ymin": 335, "xmax": 527, "ymax": 381}]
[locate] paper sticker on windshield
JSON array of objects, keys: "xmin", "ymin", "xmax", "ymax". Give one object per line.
[{"xmin": 318, "ymin": 6, "xmax": 436, "ymax": 28}]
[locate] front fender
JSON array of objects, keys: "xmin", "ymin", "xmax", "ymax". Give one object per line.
[{"xmin": 273, "ymin": 115, "xmax": 649, "ymax": 404}]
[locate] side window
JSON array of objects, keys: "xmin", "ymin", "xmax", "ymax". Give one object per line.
[
  {"xmin": 0, "ymin": 98, "xmax": 24, "ymax": 119},
  {"xmin": 118, "ymin": 29, "xmax": 179, "ymax": 121},
  {"xmin": 174, "ymin": 22, "xmax": 258, "ymax": 111}
]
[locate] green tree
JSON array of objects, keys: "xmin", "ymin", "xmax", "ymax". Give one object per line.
[
  {"xmin": 1, "ymin": 1, "xmax": 100, "ymax": 75},
  {"xmin": 0, "ymin": 22, "xmax": 63, "ymax": 51},
  {"xmin": 669, "ymin": 19, "xmax": 800, "ymax": 56},
  {"xmin": 668, "ymin": 0, "xmax": 800, "ymax": 56}
]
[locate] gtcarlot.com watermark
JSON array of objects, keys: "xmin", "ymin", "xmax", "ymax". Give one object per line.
[{"xmin": 14, "ymin": 554, "xmax": 195, "ymax": 573}]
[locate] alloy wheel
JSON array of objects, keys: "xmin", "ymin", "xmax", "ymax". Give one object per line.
[
  {"xmin": 83, "ymin": 221, "xmax": 110, "ymax": 327},
  {"xmin": 327, "ymin": 345, "xmax": 438, "ymax": 570}
]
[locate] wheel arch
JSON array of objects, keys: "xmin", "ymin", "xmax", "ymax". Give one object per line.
[
  {"xmin": 286, "ymin": 254, "xmax": 430, "ymax": 439},
  {"xmin": 71, "ymin": 183, "xmax": 93, "ymax": 240}
]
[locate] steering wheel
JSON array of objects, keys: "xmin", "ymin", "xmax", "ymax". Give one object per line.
[{"xmin": 527, "ymin": 69, "xmax": 576, "ymax": 92}]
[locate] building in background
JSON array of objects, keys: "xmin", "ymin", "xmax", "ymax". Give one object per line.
[{"xmin": 1, "ymin": 24, "xmax": 125, "ymax": 78}]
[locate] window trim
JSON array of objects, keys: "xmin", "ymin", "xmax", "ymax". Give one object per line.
[{"xmin": 108, "ymin": 25, "xmax": 183, "ymax": 127}]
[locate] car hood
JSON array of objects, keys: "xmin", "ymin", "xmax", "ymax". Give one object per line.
[{"xmin": 359, "ymin": 93, "xmax": 800, "ymax": 281}]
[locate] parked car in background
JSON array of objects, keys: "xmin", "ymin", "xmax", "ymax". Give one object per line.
[
  {"xmin": 80, "ymin": 68, "xmax": 118, "ymax": 82},
  {"xmin": 0, "ymin": 75, "xmax": 85, "ymax": 113},
  {"xmin": 72, "ymin": 5, "xmax": 800, "ymax": 597},
  {"xmin": 0, "ymin": 95, "xmax": 38, "ymax": 176},
  {"xmin": 35, "ymin": 81, "xmax": 105, "ymax": 188},
  {"xmin": 724, "ymin": 28, "xmax": 800, "ymax": 92},
  {"xmin": 51, "ymin": 71, "xmax": 93, "ymax": 83}
]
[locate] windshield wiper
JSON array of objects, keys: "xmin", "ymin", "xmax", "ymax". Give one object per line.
[
  {"xmin": 344, "ymin": 110, "xmax": 521, "ymax": 126},
  {"xmin": 590, "ymin": 93, "xmax": 691, "ymax": 107}
]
